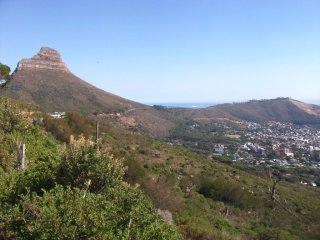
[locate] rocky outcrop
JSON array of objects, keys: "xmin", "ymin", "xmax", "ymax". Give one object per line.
[{"xmin": 17, "ymin": 47, "xmax": 70, "ymax": 72}]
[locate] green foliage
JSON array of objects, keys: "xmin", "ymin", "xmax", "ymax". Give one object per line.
[
  {"xmin": 170, "ymin": 121, "xmax": 240, "ymax": 153},
  {"xmin": 0, "ymin": 98, "xmax": 182, "ymax": 239},
  {"xmin": 198, "ymin": 177, "xmax": 260, "ymax": 209},
  {"xmin": 0, "ymin": 97, "xmax": 59, "ymax": 171},
  {"xmin": 42, "ymin": 114, "xmax": 72, "ymax": 142},
  {"xmin": 123, "ymin": 155, "xmax": 147, "ymax": 185},
  {"xmin": 43, "ymin": 112, "xmax": 94, "ymax": 143},
  {"xmin": 1, "ymin": 185, "xmax": 180, "ymax": 240},
  {"xmin": 0, "ymin": 97, "xmax": 27, "ymax": 134},
  {"xmin": 0, "ymin": 63, "xmax": 11, "ymax": 88},
  {"xmin": 0, "ymin": 137, "xmax": 181, "ymax": 239},
  {"xmin": 175, "ymin": 192, "xmax": 244, "ymax": 240},
  {"xmin": 255, "ymin": 226, "xmax": 300, "ymax": 240},
  {"xmin": 66, "ymin": 112, "xmax": 93, "ymax": 137},
  {"xmin": 142, "ymin": 177, "xmax": 183, "ymax": 212},
  {"xmin": 57, "ymin": 137, "xmax": 124, "ymax": 193},
  {"xmin": 1, "ymin": 96, "xmax": 320, "ymax": 239}
]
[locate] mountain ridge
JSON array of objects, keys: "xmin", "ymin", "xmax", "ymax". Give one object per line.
[
  {"xmin": 7, "ymin": 47, "xmax": 142, "ymax": 113},
  {"xmin": 168, "ymin": 97, "xmax": 320, "ymax": 127},
  {"xmin": 3, "ymin": 47, "xmax": 320, "ymax": 136},
  {"xmin": 3, "ymin": 47, "xmax": 181, "ymax": 137}
]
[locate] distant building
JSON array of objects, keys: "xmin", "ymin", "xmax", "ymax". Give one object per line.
[
  {"xmin": 48, "ymin": 112, "xmax": 65, "ymax": 119},
  {"xmin": 284, "ymin": 148, "xmax": 294, "ymax": 158},
  {"xmin": 213, "ymin": 144, "xmax": 225, "ymax": 155}
]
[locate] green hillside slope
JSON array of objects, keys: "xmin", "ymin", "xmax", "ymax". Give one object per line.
[
  {"xmin": 1, "ymin": 97, "xmax": 318, "ymax": 239},
  {"xmin": 0, "ymin": 97, "xmax": 181, "ymax": 239}
]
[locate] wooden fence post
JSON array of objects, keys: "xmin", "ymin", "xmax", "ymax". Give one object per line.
[
  {"xmin": 17, "ymin": 142, "xmax": 25, "ymax": 169},
  {"xmin": 96, "ymin": 121, "xmax": 99, "ymax": 143},
  {"xmin": 21, "ymin": 144, "xmax": 25, "ymax": 169}
]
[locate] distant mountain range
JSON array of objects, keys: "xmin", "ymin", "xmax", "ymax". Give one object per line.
[{"xmin": 3, "ymin": 47, "xmax": 320, "ymax": 136}]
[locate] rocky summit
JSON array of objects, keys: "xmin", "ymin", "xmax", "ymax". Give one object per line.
[
  {"xmin": 3, "ymin": 46, "xmax": 180, "ymax": 137},
  {"xmin": 17, "ymin": 47, "xmax": 70, "ymax": 72}
]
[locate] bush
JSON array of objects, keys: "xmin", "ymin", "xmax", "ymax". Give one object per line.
[
  {"xmin": 57, "ymin": 136, "xmax": 124, "ymax": 193},
  {"xmin": 1, "ymin": 185, "xmax": 181, "ymax": 239},
  {"xmin": 0, "ymin": 136, "xmax": 182, "ymax": 239},
  {"xmin": 198, "ymin": 177, "xmax": 260, "ymax": 209},
  {"xmin": 123, "ymin": 155, "xmax": 147, "ymax": 185},
  {"xmin": 142, "ymin": 177, "xmax": 183, "ymax": 212}
]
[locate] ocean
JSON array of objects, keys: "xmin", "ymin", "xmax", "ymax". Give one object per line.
[{"xmin": 144, "ymin": 102, "xmax": 220, "ymax": 108}]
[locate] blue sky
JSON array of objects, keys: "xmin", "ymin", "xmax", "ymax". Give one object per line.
[{"xmin": 0, "ymin": 0, "xmax": 319, "ymax": 103}]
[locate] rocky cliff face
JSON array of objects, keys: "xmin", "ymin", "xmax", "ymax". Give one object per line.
[{"xmin": 17, "ymin": 47, "xmax": 70, "ymax": 72}]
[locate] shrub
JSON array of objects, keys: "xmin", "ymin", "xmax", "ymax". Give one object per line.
[
  {"xmin": 142, "ymin": 177, "xmax": 183, "ymax": 212},
  {"xmin": 1, "ymin": 185, "xmax": 182, "ymax": 239},
  {"xmin": 123, "ymin": 155, "xmax": 147, "ymax": 185},
  {"xmin": 0, "ymin": 133, "xmax": 182, "ymax": 239},
  {"xmin": 57, "ymin": 136, "xmax": 124, "ymax": 193}
]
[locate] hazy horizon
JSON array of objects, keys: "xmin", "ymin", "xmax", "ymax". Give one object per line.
[
  {"xmin": 1, "ymin": 0, "xmax": 319, "ymax": 103},
  {"xmin": 144, "ymin": 98, "xmax": 320, "ymax": 108}
]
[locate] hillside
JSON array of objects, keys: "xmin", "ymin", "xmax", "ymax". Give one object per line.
[
  {"xmin": 0, "ymin": 97, "xmax": 181, "ymax": 239},
  {"xmin": 2, "ymin": 47, "xmax": 181, "ymax": 137},
  {"xmin": 170, "ymin": 98, "xmax": 320, "ymax": 126},
  {"xmin": 4, "ymin": 48, "xmax": 320, "ymax": 138},
  {"xmin": 4, "ymin": 47, "xmax": 141, "ymax": 113},
  {"xmin": 1, "ymin": 96, "xmax": 320, "ymax": 239}
]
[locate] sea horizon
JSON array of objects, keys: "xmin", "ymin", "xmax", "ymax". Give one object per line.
[
  {"xmin": 145, "ymin": 99, "xmax": 320, "ymax": 108},
  {"xmin": 144, "ymin": 102, "xmax": 222, "ymax": 108}
]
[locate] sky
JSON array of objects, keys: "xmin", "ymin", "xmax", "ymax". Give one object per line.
[{"xmin": 0, "ymin": 0, "xmax": 319, "ymax": 104}]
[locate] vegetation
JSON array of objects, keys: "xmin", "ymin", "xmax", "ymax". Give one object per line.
[
  {"xmin": 0, "ymin": 97, "xmax": 181, "ymax": 239},
  {"xmin": 1, "ymin": 96, "xmax": 320, "ymax": 239},
  {"xmin": 169, "ymin": 121, "xmax": 241, "ymax": 152},
  {"xmin": 0, "ymin": 63, "xmax": 12, "ymax": 88}
]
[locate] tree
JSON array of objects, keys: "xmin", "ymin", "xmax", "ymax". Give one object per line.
[{"xmin": 0, "ymin": 63, "xmax": 12, "ymax": 88}]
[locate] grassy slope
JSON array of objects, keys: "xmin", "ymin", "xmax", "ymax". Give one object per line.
[
  {"xmin": 2, "ymin": 96, "xmax": 319, "ymax": 239},
  {"xmin": 41, "ymin": 109, "xmax": 320, "ymax": 239},
  {"xmin": 104, "ymin": 129, "xmax": 320, "ymax": 239},
  {"xmin": 0, "ymin": 97, "xmax": 182, "ymax": 239}
]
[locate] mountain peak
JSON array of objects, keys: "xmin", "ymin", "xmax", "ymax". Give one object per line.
[{"xmin": 16, "ymin": 47, "xmax": 70, "ymax": 72}]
